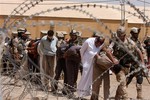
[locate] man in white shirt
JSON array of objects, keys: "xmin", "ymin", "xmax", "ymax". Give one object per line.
[{"xmin": 77, "ymin": 35, "xmax": 117, "ymax": 99}]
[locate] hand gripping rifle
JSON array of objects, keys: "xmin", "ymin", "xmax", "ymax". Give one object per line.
[{"xmin": 141, "ymin": 64, "xmax": 150, "ymax": 84}]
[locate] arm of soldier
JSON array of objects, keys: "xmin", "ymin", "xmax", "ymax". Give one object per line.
[
  {"xmin": 12, "ymin": 38, "xmax": 18, "ymax": 53},
  {"xmin": 107, "ymin": 41, "xmax": 115, "ymax": 53},
  {"xmin": 135, "ymin": 46, "xmax": 144, "ymax": 64},
  {"xmin": 102, "ymin": 45, "xmax": 118, "ymax": 64}
]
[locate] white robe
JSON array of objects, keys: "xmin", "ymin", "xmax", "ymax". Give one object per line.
[{"xmin": 77, "ymin": 38, "xmax": 104, "ymax": 97}]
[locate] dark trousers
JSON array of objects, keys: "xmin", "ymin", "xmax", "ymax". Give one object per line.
[
  {"xmin": 66, "ymin": 58, "xmax": 80, "ymax": 92},
  {"xmin": 53, "ymin": 58, "xmax": 67, "ymax": 90},
  {"xmin": 2, "ymin": 55, "xmax": 8, "ymax": 73},
  {"xmin": 28, "ymin": 55, "xmax": 39, "ymax": 73},
  {"xmin": 28, "ymin": 55, "xmax": 41, "ymax": 84},
  {"xmin": 126, "ymin": 66, "xmax": 143, "ymax": 85}
]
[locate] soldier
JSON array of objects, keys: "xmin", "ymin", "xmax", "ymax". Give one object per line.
[
  {"xmin": 108, "ymin": 26, "xmax": 144, "ymax": 100},
  {"xmin": 126, "ymin": 27, "xmax": 147, "ymax": 99},
  {"xmin": 12, "ymin": 28, "xmax": 28, "ymax": 69},
  {"xmin": 66, "ymin": 29, "xmax": 80, "ymax": 48}
]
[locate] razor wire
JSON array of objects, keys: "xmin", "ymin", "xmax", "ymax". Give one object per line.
[
  {"xmin": 1, "ymin": 6, "xmax": 150, "ymax": 100},
  {"xmin": 0, "ymin": 0, "xmax": 150, "ymax": 100},
  {"xmin": 0, "ymin": 22, "xmax": 149, "ymax": 99}
]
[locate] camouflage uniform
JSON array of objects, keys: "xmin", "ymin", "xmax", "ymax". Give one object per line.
[
  {"xmin": 109, "ymin": 26, "xmax": 138, "ymax": 100},
  {"xmin": 126, "ymin": 27, "xmax": 146, "ymax": 99},
  {"xmin": 12, "ymin": 28, "xmax": 28, "ymax": 67},
  {"xmin": 66, "ymin": 31, "xmax": 80, "ymax": 48}
]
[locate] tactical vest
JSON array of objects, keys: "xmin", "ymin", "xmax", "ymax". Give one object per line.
[
  {"xmin": 113, "ymin": 38, "xmax": 135, "ymax": 60},
  {"xmin": 67, "ymin": 37, "xmax": 80, "ymax": 49}
]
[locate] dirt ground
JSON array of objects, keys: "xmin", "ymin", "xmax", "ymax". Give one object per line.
[
  {"xmin": 75, "ymin": 73, "xmax": 150, "ymax": 100},
  {"xmin": 109, "ymin": 73, "xmax": 150, "ymax": 100},
  {"xmin": 1, "ymin": 72, "xmax": 150, "ymax": 100}
]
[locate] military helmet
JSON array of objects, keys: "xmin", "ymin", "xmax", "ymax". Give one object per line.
[
  {"xmin": 147, "ymin": 36, "xmax": 150, "ymax": 39},
  {"xmin": 92, "ymin": 31, "xmax": 101, "ymax": 37},
  {"xmin": 116, "ymin": 26, "xmax": 126, "ymax": 36},
  {"xmin": 99, "ymin": 34, "xmax": 105, "ymax": 40},
  {"xmin": 70, "ymin": 30, "xmax": 78, "ymax": 36},
  {"xmin": 17, "ymin": 28, "xmax": 27, "ymax": 33},
  {"xmin": 57, "ymin": 32, "xmax": 64, "ymax": 38},
  {"xmin": 17, "ymin": 28, "xmax": 27, "ymax": 37},
  {"xmin": 130, "ymin": 27, "xmax": 141, "ymax": 34}
]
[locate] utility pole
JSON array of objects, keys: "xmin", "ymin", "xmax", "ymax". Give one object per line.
[
  {"xmin": 136, "ymin": 0, "xmax": 148, "ymax": 41},
  {"xmin": 120, "ymin": 0, "xmax": 125, "ymax": 26}
]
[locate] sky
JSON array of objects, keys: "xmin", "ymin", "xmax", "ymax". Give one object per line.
[
  {"xmin": 0, "ymin": 0, "xmax": 150, "ymax": 6},
  {"xmin": 66, "ymin": 0, "xmax": 150, "ymax": 7}
]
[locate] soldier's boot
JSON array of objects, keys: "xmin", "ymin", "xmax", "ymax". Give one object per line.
[
  {"xmin": 115, "ymin": 95, "xmax": 129, "ymax": 100},
  {"xmin": 115, "ymin": 87, "xmax": 129, "ymax": 100},
  {"xmin": 136, "ymin": 83, "xmax": 143, "ymax": 99},
  {"xmin": 115, "ymin": 95, "xmax": 121, "ymax": 100},
  {"xmin": 122, "ymin": 96, "xmax": 129, "ymax": 100},
  {"xmin": 51, "ymin": 81, "xmax": 58, "ymax": 92},
  {"xmin": 115, "ymin": 70, "xmax": 129, "ymax": 100}
]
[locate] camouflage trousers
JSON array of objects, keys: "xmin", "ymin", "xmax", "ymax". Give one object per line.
[{"xmin": 115, "ymin": 68, "xmax": 129, "ymax": 100}]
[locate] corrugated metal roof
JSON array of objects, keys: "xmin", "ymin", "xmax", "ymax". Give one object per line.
[{"xmin": 0, "ymin": 0, "xmax": 150, "ymax": 23}]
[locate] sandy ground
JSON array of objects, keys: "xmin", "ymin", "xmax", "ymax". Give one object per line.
[{"xmin": 1, "ymin": 72, "xmax": 150, "ymax": 100}]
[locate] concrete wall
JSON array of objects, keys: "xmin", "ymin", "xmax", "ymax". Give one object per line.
[{"xmin": 0, "ymin": 15, "xmax": 150, "ymax": 41}]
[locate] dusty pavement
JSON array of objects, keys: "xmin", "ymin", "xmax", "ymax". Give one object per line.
[{"xmin": 1, "ymin": 73, "xmax": 150, "ymax": 100}]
